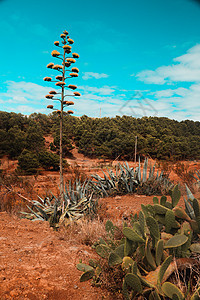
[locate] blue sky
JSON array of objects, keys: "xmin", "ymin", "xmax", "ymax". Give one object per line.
[{"xmin": 0, "ymin": 0, "xmax": 200, "ymax": 120}]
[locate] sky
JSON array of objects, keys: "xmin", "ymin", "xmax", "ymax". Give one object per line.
[{"xmin": 0, "ymin": 0, "xmax": 200, "ymax": 121}]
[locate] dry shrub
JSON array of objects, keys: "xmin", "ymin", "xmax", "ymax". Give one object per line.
[
  {"xmin": 173, "ymin": 162, "xmax": 196, "ymax": 191},
  {"xmin": 0, "ymin": 173, "xmax": 36, "ymax": 214},
  {"xmin": 58, "ymin": 218, "xmax": 107, "ymax": 246},
  {"xmin": 67, "ymin": 162, "xmax": 88, "ymax": 183}
]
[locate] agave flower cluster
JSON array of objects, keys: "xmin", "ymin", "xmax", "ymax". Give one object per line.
[{"xmin": 44, "ymin": 29, "xmax": 81, "ymax": 115}]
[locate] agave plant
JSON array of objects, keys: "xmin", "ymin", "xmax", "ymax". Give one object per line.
[
  {"xmin": 21, "ymin": 178, "xmax": 97, "ymax": 227},
  {"xmin": 90, "ymin": 158, "xmax": 174, "ymax": 197}
]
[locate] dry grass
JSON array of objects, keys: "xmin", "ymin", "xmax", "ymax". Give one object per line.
[{"xmin": 58, "ymin": 218, "xmax": 108, "ymax": 246}]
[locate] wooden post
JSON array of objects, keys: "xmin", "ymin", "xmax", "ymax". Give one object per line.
[{"xmin": 134, "ymin": 136, "xmax": 137, "ymax": 163}]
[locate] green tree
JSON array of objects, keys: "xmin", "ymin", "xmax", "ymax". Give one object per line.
[
  {"xmin": 18, "ymin": 150, "xmax": 39, "ymax": 174},
  {"xmin": 25, "ymin": 124, "xmax": 45, "ymax": 152},
  {"xmin": 38, "ymin": 151, "xmax": 60, "ymax": 170}
]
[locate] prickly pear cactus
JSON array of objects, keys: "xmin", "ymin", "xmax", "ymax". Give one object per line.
[{"xmin": 78, "ymin": 185, "xmax": 200, "ymax": 299}]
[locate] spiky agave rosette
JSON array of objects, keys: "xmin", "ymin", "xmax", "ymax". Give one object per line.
[
  {"xmin": 21, "ymin": 179, "xmax": 97, "ymax": 227},
  {"xmin": 90, "ymin": 158, "xmax": 174, "ymax": 197}
]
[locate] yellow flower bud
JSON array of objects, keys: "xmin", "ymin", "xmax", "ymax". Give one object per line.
[
  {"xmin": 44, "ymin": 77, "xmax": 52, "ymax": 81},
  {"xmin": 60, "ymin": 33, "xmax": 66, "ymax": 38},
  {"xmin": 65, "ymin": 62, "xmax": 71, "ymax": 67},
  {"xmin": 67, "ymin": 58, "xmax": 76, "ymax": 63},
  {"xmin": 63, "ymin": 45, "xmax": 72, "ymax": 50},
  {"xmin": 47, "ymin": 63, "xmax": 54, "ymax": 69},
  {"xmin": 49, "ymin": 90, "xmax": 57, "ymax": 94},
  {"xmin": 72, "ymin": 53, "xmax": 79, "ymax": 58},
  {"xmin": 54, "ymin": 41, "xmax": 59, "ymax": 46},
  {"xmin": 55, "ymin": 81, "xmax": 66, "ymax": 86},
  {"xmin": 71, "ymin": 67, "xmax": 79, "ymax": 73},
  {"xmin": 45, "ymin": 94, "xmax": 54, "ymax": 99},
  {"xmin": 67, "ymin": 38, "xmax": 74, "ymax": 44},
  {"xmin": 63, "ymin": 101, "xmax": 74, "ymax": 105},
  {"xmin": 51, "ymin": 50, "xmax": 60, "ymax": 57},
  {"xmin": 70, "ymin": 73, "xmax": 78, "ymax": 77},
  {"xmin": 47, "ymin": 105, "xmax": 54, "ymax": 109},
  {"xmin": 52, "ymin": 64, "xmax": 63, "ymax": 70},
  {"xmin": 68, "ymin": 84, "xmax": 77, "ymax": 90},
  {"xmin": 73, "ymin": 92, "xmax": 81, "ymax": 96},
  {"xmin": 56, "ymin": 75, "xmax": 63, "ymax": 80}
]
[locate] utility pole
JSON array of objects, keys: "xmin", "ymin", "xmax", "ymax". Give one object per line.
[{"xmin": 134, "ymin": 136, "xmax": 137, "ymax": 163}]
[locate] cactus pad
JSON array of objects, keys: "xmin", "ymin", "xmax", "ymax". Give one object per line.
[
  {"xmin": 190, "ymin": 243, "xmax": 200, "ymax": 253},
  {"xmin": 80, "ymin": 269, "xmax": 95, "ymax": 282},
  {"xmin": 162, "ymin": 282, "xmax": 184, "ymax": 299},
  {"xmin": 146, "ymin": 216, "xmax": 160, "ymax": 240},
  {"xmin": 123, "ymin": 227, "xmax": 145, "ymax": 243},
  {"xmin": 124, "ymin": 273, "xmax": 143, "ymax": 293},
  {"xmin": 96, "ymin": 244, "xmax": 111, "ymax": 258},
  {"xmin": 156, "ymin": 239, "xmax": 164, "ymax": 266},
  {"xmin": 122, "ymin": 256, "xmax": 134, "ymax": 273},
  {"xmin": 164, "ymin": 235, "xmax": 188, "ymax": 249},
  {"xmin": 77, "ymin": 263, "xmax": 93, "ymax": 272},
  {"xmin": 171, "ymin": 184, "xmax": 181, "ymax": 207},
  {"xmin": 108, "ymin": 252, "xmax": 123, "ymax": 266}
]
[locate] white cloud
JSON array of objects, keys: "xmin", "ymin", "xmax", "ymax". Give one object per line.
[
  {"xmin": 0, "ymin": 80, "xmax": 199, "ymax": 121},
  {"xmin": 137, "ymin": 44, "xmax": 200, "ymax": 84},
  {"xmin": 82, "ymin": 72, "xmax": 109, "ymax": 80},
  {"xmin": 78, "ymin": 85, "xmax": 115, "ymax": 95}
]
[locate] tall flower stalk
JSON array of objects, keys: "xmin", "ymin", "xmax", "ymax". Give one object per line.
[{"xmin": 44, "ymin": 30, "xmax": 81, "ymax": 212}]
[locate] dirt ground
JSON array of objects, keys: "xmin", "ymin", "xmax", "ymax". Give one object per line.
[
  {"xmin": 0, "ymin": 212, "xmax": 113, "ymax": 300},
  {"xmin": 0, "ymin": 147, "xmax": 200, "ymax": 299}
]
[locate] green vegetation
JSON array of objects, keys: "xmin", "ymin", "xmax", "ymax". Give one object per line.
[
  {"xmin": 0, "ymin": 111, "xmax": 199, "ymax": 174},
  {"xmin": 77, "ymin": 185, "xmax": 200, "ymax": 299},
  {"xmin": 90, "ymin": 158, "xmax": 174, "ymax": 196},
  {"xmin": 0, "ymin": 112, "xmax": 199, "ymax": 166}
]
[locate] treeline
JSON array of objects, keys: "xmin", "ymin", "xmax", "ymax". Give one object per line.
[{"xmin": 0, "ymin": 111, "xmax": 199, "ymax": 173}]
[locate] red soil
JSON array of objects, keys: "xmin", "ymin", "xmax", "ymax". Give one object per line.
[{"xmin": 0, "ymin": 146, "xmax": 200, "ymax": 299}]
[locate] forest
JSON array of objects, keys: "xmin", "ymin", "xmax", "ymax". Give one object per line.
[{"xmin": 0, "ymin": 111, "xmax": 199, "ymax": 173}]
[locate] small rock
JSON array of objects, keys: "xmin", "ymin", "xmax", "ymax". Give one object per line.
[
  {"xmin": 74, "ymin": 285, "xmax": 78, "ymax": 289},
  {"xmin": 115, "ymin": 196, "xmax": 121, "ymax": 200}
]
